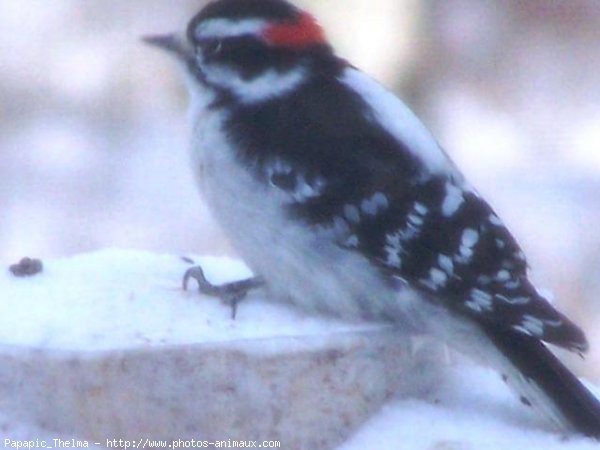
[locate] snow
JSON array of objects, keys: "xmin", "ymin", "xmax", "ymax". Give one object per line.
[
  {"xmin": 0, "ymin": 249, "xmax": 375, "ymax": 352},
  {"xmin": 0, "ymin": 249, "xmax": 598, "ymax": 449},
  {"xmin": 340, "ymin": 364, "xmax": 599, "ymax": 450}
]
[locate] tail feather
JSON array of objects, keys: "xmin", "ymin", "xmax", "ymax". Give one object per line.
[{"xmin": 484, "ymin": 324, "xmax": 600, "ymax": 439}]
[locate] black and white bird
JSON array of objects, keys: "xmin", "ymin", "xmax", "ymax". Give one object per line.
[{"xmin": 145, "ymin": 0, "xmax": 600, "ymax": 438}]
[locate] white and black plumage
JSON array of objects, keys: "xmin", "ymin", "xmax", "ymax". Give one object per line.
[{"xmin": 145, "ymin": 0, "xmax": 600, "ymax": 438}]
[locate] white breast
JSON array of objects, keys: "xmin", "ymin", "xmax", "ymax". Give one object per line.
[{"xmin": 187, "ymin": 102, "xmax": 417, "ymax": 325}]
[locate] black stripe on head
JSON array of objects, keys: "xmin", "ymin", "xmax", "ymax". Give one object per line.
[
  {"xmin": 193, "ymin": 0, "xmax": 299, "ymax": 24},
  {"xmin": 203, "ymin": 36, "xmax": 304, "ymax": 79}
]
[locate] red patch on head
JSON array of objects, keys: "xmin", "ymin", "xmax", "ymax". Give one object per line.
[{"xmin": 262, "ymin": 12, "xmax": 326, "ymax": 49}]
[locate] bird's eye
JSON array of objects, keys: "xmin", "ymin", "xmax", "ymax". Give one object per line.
[{"xmin": 202, "ymin": 39, "xmax": 223, "ymax": 58}]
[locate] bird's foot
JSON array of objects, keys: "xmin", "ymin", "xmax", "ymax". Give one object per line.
[{"xmin": 182, "ymin": 265, "xmax": 264, "ymax": 319}]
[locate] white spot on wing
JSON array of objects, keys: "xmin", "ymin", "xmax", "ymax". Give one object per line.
[
  {"xmin": 512, "ymin": 325, "xmax": 533, "ymax": 336},
  {"xmin": 385, "ymin": 248, "xmax": 402, "ymax": 269},
  {"xmin": 373, "ymin": 192, "xmax": 389, "ymax": 209},
  {"xmin": 344, "ymin": 235, "xmax": 359, "ymax": 248},
  {"xmin": 360, "ymin": 192, "xmax": 389, "ymax": 216},
  {"xmin": 266, "ymin": 160, "xmax": 326, "ymax": 203},
  {"xmin": 383, "ymin": 199, "xmax": 431, "ymax": 271},
  {"xmin": 408, "ymin": 214, "xmax": 424, "ymax": 226},
  {"xmin": 413, "ymin": 202, "xmax": 428, "ymax": 215},
  {"xmin": 291, "ymin": 175, "xmax": 325, "ymax": 202},
  {"xmin": 496, "ymin": 294, "xmax": 530, "ymax": 305},
  {"xmin": 454, "ymin": 228, "xmax": 479, "ymax": 263},
  {"xmin": 344, "ymin": 204, "xmax": 361, "ymax": 223},
  {"xmin": 266, "ymin": 158, "xmax": 292, "ymax": 177},
  {"xmin": 386, "ymin": 232, "xmax": 401, "ymax": 249},
  {"xmin": 341, "ymin": 68, "xmax": 453, "ymax": 175},
  {"xmin": 438, "ymin": 254, "xmax": 454, "ymax": 275},
  {"xmin": 442, "ymin": 183, "xmax": 465, "ymax": 217},
  {"xmin": 461, "ymin": 228, "xmax": 479, "ymax": 247},
  {"xmin": 489, "ymin": 213, "xmax": 503, "ymax": 226},
  {"xmin": 430, "ymin": 268, "xmax": 447, "ymax": 287},
  {"xmin": 465, "ymin": 301, "xmax": 481, "ymax": 312},
  {"xmin": 384, "ymin": 233, "xmax": 404, "ymax": 269},
  {"xmin": 504, "ymin": 279, "xmax": 521, "ymax": 290},
  {"xmin": 392, "ymin": 275, "xmax": 408, "ymax": 286},
  {"xmin": 470, "ymin": 288, "xmax": 493, "ymax": 311},
  {"xmin": 543, "ymin": 318, "xmax": 563, "ymax": 328},
  {"xmin": 361, "ymin": 199, "xmax": 377, "ymax": 215},
  {"xmin": 496, "ymin": 269, "xmax": 511, "ymax": 282},
  {"xmin": 521, "ymin": 315, "xmax": 545, "ymax": 337}
]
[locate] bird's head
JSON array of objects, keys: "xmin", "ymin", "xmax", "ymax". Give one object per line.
[{"xmin": 144, "ymin": 0, "xmax": 338, "ymax": 104}]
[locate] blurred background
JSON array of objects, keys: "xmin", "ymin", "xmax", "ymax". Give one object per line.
[{"xmin": 0, "ymin": 0, "xmax": 599, "ymax": 380}]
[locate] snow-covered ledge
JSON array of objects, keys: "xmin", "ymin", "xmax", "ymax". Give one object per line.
[
  {"xmin": 0, "ymin": 250, "xmax": 598, "ymax": 449},
  {"xmin": 0, "ymin": 250, "xmax": 416, "ymax": 448}
]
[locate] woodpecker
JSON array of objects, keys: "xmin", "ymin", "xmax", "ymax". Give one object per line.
[{"xmin": 145, "ymin": 0, "xmax": 600, "ymax": 438}]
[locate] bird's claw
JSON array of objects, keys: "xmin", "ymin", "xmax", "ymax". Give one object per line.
[{"xmin": 182, "ymin": 265, "xmax": 265, "ymax": 319}]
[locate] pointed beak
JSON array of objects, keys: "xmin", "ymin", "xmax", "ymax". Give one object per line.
[
  {"xmin": 142, "ymin": 33, "xmax": 190, "ymax": 61},
  {"xmin": 143, "ymin": 32, "xmax": 206, "ymax": 84}
]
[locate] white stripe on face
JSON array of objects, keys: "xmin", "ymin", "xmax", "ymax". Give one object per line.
[{"xmin": 194, "ymin": 18, "xmax": 266, "ymax": 41}]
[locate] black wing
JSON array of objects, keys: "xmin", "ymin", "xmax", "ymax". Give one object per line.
[{"xmin": 226, "ymin": 68, "xmax": 587, "ymax": 352}]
